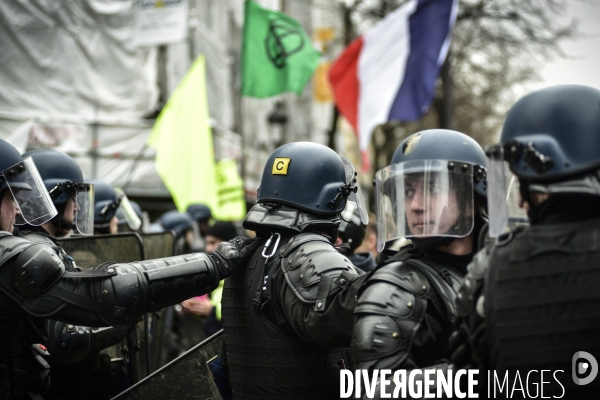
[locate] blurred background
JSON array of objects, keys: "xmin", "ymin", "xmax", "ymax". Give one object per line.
[{"xmin": 1, "ymin": 0, "xmax": 598, "ymax": 217}]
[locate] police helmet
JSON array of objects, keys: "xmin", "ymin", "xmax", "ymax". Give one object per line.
[
  {"xmin": 159, "ymin": 210, "xmax": 194, "ymax": 237},
  {"xmin": 87, "ymin": 179, "xmax": 119, "ymax": 228},
  {"xmin": 0, "ymin": 140, "xmax": 57, "ymax": 227},
  {"xmin": 375, "ymin": 129, "xmax": 487, "ymax": 251},
  {"xmin": 186, "ymin": 204, "xmax": 212, "ymax": 222},
  {"xmin": 499, "ymin": 84, "xmax": 600, "ymax": 182},
  {"xmin": 486, "ymin": 85, "xmax": 600, "ymax": 237},
  {"xmin": 257, "ymin": 142, "xmax": 368, "ymax": 223}
]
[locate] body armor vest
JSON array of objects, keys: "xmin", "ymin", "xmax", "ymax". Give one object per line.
[
  {"xmin": 221, "ymin": 237, "xmax": 344, "ymax": 400},
  {"xmin": 485, "ymin": 218, "xmax": 600, "ymax": 395}
]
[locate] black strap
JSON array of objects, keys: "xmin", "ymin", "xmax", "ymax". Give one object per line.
[
  {"xmin": 221, "ymin": 297, "xmax": 248, "ymax": 308},
  {"xmin": 314, "ymin": 274, "xmax": 333, "ymax": 313},
  {"xmin": 62, "ymin": 268, "xmax": 118, "ymax": 279},
  {"xmin": 47, "ymin": 285, "xmax": 125, "ymax": 317}
]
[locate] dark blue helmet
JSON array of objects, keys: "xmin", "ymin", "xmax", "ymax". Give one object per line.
[
  {"xmin": 499, "ymin": 84, "xmax": 600, "ymax": 182},
  {"xmin": 87, "ymin": 179, "xmax": 119, "ymax": 227},
  {"xmin": 0, "ymin": 139, "xmax": 26, "ymax": 194},
  {"xmin": 257, "ymin": 142, "xmax": 357, "ymax": 215},
  {"xmin": 186, "ymin": 204, "xmax": 212, "ymax": 222},
  {"xmin": 21, "ymin": 149, "xmax": 84, "ymax": 205},
  {"xmin": 159, "ymin": 210, "xmax": 194, "ymax": 236},
  {"xmin": 391, "ymin": 129, "xmax": 488, "ymax": 197}
]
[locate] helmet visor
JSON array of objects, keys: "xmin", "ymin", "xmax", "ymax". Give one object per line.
[
  {"xmin": 115, "ymin": 187, "xmax": 142, "ymax": 231},
  {"xmin": 487, "ymin": 146, "xmax": 529, "ymax": 238},
  {"xmin": 341, "ymin": 157, "xmax": 369, "ymax": 225},
  {"xmin": 75, "ymin": 183, "xmax": 94, "ymax": 235},
  {"xmin": 375, "ymin": 159, "xmax": 475, "ymax": 252},
  {"xmin": 6, "ymin": 158, "xmax": 58, "ymax": 226}
]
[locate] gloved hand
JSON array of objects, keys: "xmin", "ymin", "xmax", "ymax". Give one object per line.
[{"xmin": 209, "ymin": 236, "xmax": 261, "ymax": 278}]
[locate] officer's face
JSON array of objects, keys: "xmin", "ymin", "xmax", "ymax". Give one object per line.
[
  {"xmin": 63, "ymin": 194, "xmax": 77, "ymax": 225},
  {"xmin": 403, "ymin": 174, "xmax": 459, "ymax": 236},
  {"xmin": 0, "ymin": 191, "xmax": 21, "ymax": 232}
]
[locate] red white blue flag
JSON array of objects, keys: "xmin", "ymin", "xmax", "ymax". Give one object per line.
[{"xmin": 329, "ymin": 0, "xmax": 458, "ymax": 171}]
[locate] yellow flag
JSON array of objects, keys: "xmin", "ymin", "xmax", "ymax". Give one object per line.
[
  {"xmin": 147, "ymin": 55, "xmax": 217, "ymax": 212},
  {"xmin": 213, "ymin": 159, "xmax": 246, "ymax": 221}
]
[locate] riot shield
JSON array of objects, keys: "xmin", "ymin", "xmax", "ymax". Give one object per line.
[
  {"xmin": 138, "ymin": 231, "xmax": 175, "ymax": 260},
  {"xmin": 58, "ymin": 232, "xmax": 145, "ymax": 270},
  {"xmin": 57, "ymin": 233, "xmax": 149, "ymax": 384},
  {"xmin": 137, "ymin": 231, "xmax": 179, "ymax": 371},
  {"xmin": 112, "ymin": 331, "xmax": 224, "ymax": 400}
]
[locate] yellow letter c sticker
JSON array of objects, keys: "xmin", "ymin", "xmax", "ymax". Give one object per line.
[{"xmin": 272, "ymin": 157, "xmax": 291, "ymax": 175}]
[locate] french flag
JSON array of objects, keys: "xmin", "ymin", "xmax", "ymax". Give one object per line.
[{"xmin": 329, "ymin": 0, "xmax": 458, "ymax": 171}]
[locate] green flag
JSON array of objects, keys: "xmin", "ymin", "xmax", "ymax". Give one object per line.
[
  {"xmin": 242, "ymin": 0, "xmax": 320, "ymax": 98},
  {"xmin": 147, "ymin": 55, "xmax": 218, "ymax": 213}
]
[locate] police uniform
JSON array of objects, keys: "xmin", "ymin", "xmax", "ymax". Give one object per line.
[
  {"xmin": 351, "ymin": 129, "xmax": 489, "ymax": 398},
  {"xmin": 220, "ymin": 142, "xmax": 369, "ymax": 399},
  {"xmin": 0, "ymin": 231, "xmax": 254, "ymax": 397},
  {"xmin": 451, "ymin": 85, "xmax": 600, "ymax": 397}
]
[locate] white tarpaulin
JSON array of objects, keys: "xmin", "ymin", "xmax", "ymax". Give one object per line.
[{"xmin": 0, "ymin": 0, "xmax": 159, "ymax": 120}]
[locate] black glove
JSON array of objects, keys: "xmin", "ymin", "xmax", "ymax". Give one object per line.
[{"xmin": 209, "ymin": 236, "xmax": 261, "ymax": 279}]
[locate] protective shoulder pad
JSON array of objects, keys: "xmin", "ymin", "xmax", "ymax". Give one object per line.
[
  {"xmin": 0, "ymin": 233, "xmax": 31, "ymax": 264},
  {"xmin": 19, "ymin": 231, "xmax": 58, "ymax": 246},
  {"xmin": 280, "ymin": 233, "xmax": 358, "ymax": 303},
  {"xmin": 365, "ymin": 260, "xmax": 430, "ymax": 298},
  {"xmin": 14, "ymin": 243, "xmax": 66, "ymax": 297}
]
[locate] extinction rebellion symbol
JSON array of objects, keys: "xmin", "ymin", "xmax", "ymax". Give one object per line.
[{"xmin": 264, "ymin": 18, "xmax": 305, "ymax": 69}]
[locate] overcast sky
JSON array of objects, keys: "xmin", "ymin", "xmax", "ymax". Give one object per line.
[{"xmin": 532, "ymin": 1, "xmax": 600, "ymax": 91}]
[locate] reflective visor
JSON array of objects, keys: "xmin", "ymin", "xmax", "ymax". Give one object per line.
[
  {"xmin": 340, "ymin": 157, "xmax": 369, "ymax": 225},
  {"xmin": 115, "ymin": 187, "xmax": 142, "ymax": 231},
  {"xmin": 375, "ymin": 159, "xmax": 475, "ymax": 251},
  {"xmin": 5, "ymin": 158, "xmax": 57, "ymax": 226},
  {"xmin": 487, "ymin": 146, "xmax": 529, "ymax": 238},
  {"xmin": 75, "ymin": 183, "xmax": 94, "ymax": 235}
]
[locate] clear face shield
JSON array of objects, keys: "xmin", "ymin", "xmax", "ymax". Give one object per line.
[
  {"xmin": 486, "ymin": 145, "xmax": 529, "ymax": 238},
  {"xmin": 3, "ymin": 158, "xmax": 58, "ymax": 226},
  {"xmin": 115, "ymin": 187, "xmax": 142, "ymax": 231},
  {"xmin": 375, "ymin": 159, "xmax": 475, "ymax": 252},
  {"xmin": 74, "ymin": 183, "xmax": 94, "ymax": 235},
  {"xmin": 340, "ymin": 157, "xmax": 369, "ymax": 225}
]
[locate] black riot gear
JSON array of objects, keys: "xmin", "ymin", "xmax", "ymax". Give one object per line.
[
  {"xmin": 452, "ymin": 85, "xmax": 600, "ymax": 397},
  {"xmin": 221, "ymin": 142, "xmax": 370, "ymax": 399},
  {"xmin": 0, "ymin": 227, "xmax": 258, "ymax": 398},
  {"xmin": 351, "ymin": 130, "xmax": 487, "ymax": 398}
]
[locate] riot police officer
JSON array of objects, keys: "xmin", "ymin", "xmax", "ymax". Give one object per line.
[
  {"xmin": 0, "ymin": 139, "xmax": 258, "ymax": 399},
  {"xmin": 87, "ymin": 179, "xmax": 141, "ymax": 235},
  {"xmin": 350, "ymin": 129, "xmax": 488, "ymax": 397},
  {"xmin": 221, "ymin": 141, "xmax": 370, "ymax": 399},
  {"xmin": 452, "ymin": 84, "xmax": 600, "ymax": 396},
  {"xmin": 15, "ymin": 149, "xmax": 128, "ymax": 398}
]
